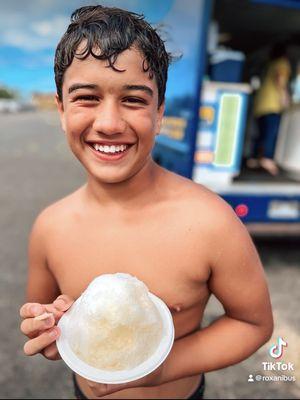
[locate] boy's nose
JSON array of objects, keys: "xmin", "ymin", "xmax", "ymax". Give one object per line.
[{"xmin": 92, "ymin": 101, "xmax": 127, "ymax": 136}]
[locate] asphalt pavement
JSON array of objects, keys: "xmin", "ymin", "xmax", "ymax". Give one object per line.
[{"xmin": 0, "ymin": 111, "xmax": 299, "ymax": 399}]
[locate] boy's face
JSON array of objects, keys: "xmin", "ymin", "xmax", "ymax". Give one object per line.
[{"xmin": 56, "ymin": 47, "xmax": 164, "ymax": 184}]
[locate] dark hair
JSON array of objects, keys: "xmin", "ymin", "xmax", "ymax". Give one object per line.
[{"xmin": 54, "ymin": 5, "xmax": 173, "ymax": 107}]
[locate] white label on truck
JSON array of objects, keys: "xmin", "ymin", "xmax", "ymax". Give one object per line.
[{"xmin": 267, "ymin": 201, "xmax": 299, "ymax": 219}]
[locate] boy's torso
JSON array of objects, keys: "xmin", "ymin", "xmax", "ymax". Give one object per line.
[{"xmin": 45, "ymin": 172, "xmax": 215, "ymax": 399}]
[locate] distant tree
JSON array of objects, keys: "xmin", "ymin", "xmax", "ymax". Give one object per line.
[{"xmin": 0, "ymin": 87, "xmax": 15, "ymax": 99}]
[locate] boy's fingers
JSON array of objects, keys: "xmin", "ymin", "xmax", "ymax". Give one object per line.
[
  {"xmin": 43, "ymin": 304, "xmax": 64, "ymax": 320},
  {"xmin": 20, "ymin": 302, "xmax": 67, "ymax": 321},
  {"xmin": 21, "ymin": 314, "xmax": 55, "ymax": 336},
  {"xmin": 20, "ymin": 303, "xmax": 45, "ymax": 319},
  {"xmin": 23, "ymin": 326, "xmax": 60, "ymax": 356},
  {"xmin": 34, "ymin": 312, "xmax": 53, "ymax": 321},
  {"xmin": 53, "ymin": 294, "xmax": 74, "ymax": 312},
  {"xmin": 42, "ymin": 342, "xmax": 61, "ymax": 360}
]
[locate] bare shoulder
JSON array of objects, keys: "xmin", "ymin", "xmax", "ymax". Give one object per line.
[
  {"xmin": 31, "ymin": 186, "xmax": 84, "ymax": 236},
  {"xmin": 163, "ymin": 169, "xmax": 239, "ymax": 227},
  {"xmin": 161, "ymin": 170, "xmax": 251, "ymax": 256}
]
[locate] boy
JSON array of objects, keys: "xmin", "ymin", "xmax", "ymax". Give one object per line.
[{"xmin": 20, "ymin": 5, "xmax": 273, "ymax": 399}]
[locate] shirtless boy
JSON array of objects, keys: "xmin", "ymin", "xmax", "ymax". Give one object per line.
[{"xmin": 20, "ymin": 5, "xmax": 273, "ymax": 400}]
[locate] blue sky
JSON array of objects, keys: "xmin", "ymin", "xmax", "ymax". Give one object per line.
[{"xmin": 0, "ymin": 0, "xmax": 204, "ymax": 99}]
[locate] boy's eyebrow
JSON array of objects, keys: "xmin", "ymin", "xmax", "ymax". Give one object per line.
[
  {"xmin": 68, "ymin": 83, "xmax": 98, "ymax": 94},
  {"xmin": 123, "ymin": 84, "xmax": 153, "ymax": 97},
  {"xmin": 67, "ymin": 83, "xmax": 154, "ymax": 97}
]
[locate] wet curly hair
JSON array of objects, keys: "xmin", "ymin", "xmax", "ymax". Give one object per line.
[{"xmin": 54, "ymin": 5, "xmax": 173, "ymax": 107}]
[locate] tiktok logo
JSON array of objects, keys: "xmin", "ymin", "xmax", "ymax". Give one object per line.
[{"xmin": 269, "ymin": 337, "xmax": 288, "ymax": 359}]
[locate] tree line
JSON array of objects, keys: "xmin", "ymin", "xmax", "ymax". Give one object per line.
[{"xmin": 0, "ymin": 87, "xmax": 16, "ymax": 99}]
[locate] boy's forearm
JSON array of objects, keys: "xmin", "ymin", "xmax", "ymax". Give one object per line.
[{"xmin": 160, "ymin": 315, "xmax": 273, "ymax": 384}]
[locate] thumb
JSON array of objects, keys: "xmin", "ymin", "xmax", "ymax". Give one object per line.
[{"xmin": 53, "ymin": 294, "xmax": 74, "ymax": 312}]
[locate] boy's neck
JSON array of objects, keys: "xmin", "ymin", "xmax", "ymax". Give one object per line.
[{"xmin": 84, "ymin": 159, "xmax": 164, "ymax": 210}]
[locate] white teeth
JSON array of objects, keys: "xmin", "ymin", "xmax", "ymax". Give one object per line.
[{"xmin": 92, "ymin": 144, "xmax": 129, "ymax": 154}]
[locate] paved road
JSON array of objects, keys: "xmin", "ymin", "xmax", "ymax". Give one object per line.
[{"xmin": 0, "ymin": 111, "xmax": 299, "ymax": 399}]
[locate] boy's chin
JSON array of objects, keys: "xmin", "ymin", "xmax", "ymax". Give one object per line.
[
  {"xmin": 86, "ymin": 158, "xmax": 150, "ymax": 184},
  {"xmin": 89, "ymin": 170, "xmax": 135, "ymax": 185}
]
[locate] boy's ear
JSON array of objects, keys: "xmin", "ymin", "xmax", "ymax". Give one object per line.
[
  {"xmin": 55, "ymin": 94, "xmax": 66, "ymax": 132},
  {"xmin": 155, "ymin": 101, "xmax": 165, "ymax": 136}
]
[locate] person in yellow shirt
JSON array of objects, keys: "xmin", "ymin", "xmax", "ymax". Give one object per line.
[{"xmin": 248, "ymin": 43, "xmax": 291, "ymax": 175}]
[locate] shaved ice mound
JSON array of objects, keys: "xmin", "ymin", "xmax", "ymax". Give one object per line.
[{"xmin": 67, "ymin": 273, "xmax": 163, "ymax": 371}]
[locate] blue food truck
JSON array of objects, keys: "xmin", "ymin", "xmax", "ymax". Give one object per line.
[{"xmin": 148, "ymin": 0, "xmax": 300, "ymax": 234}]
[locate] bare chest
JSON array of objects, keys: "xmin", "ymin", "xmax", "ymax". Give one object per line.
[{"xmin": 47, "ymin": 214, "xmax": 211, "ymax": 331}]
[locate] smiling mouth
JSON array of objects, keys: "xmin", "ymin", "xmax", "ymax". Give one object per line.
[{"xmin": 86, "ymin": 142, "xmax": 134, "ymax": 160}]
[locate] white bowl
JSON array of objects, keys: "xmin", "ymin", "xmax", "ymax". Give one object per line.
[{"xmin": 56, "ymin": 292, "xmax": 174, "ymax": 384}]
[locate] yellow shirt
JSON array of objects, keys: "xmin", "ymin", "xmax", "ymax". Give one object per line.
[{"xmin": 254, "ymin": 57, "xmax": 291, "ymax": 117}]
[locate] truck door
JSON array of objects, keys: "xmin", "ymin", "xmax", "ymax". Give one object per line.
[{"xmin": 152, "ymin": 0, "xmax": 212, "ymax": 178}]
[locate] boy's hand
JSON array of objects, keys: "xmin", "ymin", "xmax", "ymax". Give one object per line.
[
  {"xmin": 20, "ymin": 294, "xmax": 74, "ymax": 360},
  {"xmin": 86, "ymin": 363, "xmax": 165, "ymax": 397}
]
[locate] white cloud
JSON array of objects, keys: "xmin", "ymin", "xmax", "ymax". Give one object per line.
[
  {"xmin": 31, "ymin": 16, "xmax": 69, "ymax": 38},
  {"xmin": 32, "ymin": 21, "xmax": 55, "ymax": 37},
  {"xmin": 0, "ymin": 14, "xmax": 69, "ymax": 51}
]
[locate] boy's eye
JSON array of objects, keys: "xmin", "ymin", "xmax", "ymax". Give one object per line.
[
  {"xmin": 123, "ymin": 97, "xmax": 147, "ymax": 105},
  {"xmin": 73, "ymin": 95, "xmax": 99, "ymax": 102}
]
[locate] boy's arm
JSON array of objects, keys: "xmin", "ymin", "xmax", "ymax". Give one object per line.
[
  {"xmin": 26, "ymin": 211, "xmax": 60, "ymax": 303},
  {"xmin": 160, "ymin": 200, "xmax": 273, "ymax": 383},
  {"xmin": 20, "ymin": 211, "xmax": 74, "ymax": 359}
]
